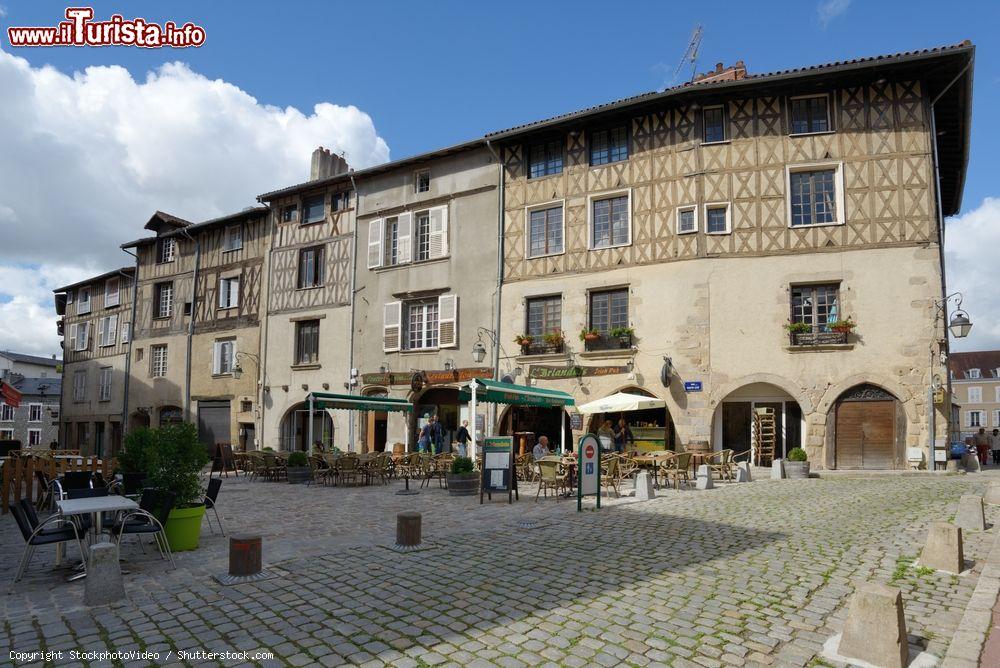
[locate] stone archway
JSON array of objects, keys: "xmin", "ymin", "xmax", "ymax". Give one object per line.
[
  {"xmin": 826, "ymin": 383, "xmax": 906, "ymax": 470},
  {"xmin": 710, "ymin": 373, "xmax": 813, "ymax": 414},
  {"xmin": 711, "ymin": 381, "xmax": 806, "ymax": 463},
  {"xmin": 278, "ymin": 402, "xmax": 334, "ymax": 452},
  {"xmin": 583, "ymin": 385, "xmax": 676, "ymax": 451}
]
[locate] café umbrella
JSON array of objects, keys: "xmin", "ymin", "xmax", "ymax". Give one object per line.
[{"xmin": 577, "ymin": 391, "xmax": 665, "ymax": 415}]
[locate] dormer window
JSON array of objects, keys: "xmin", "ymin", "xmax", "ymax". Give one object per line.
[
  {"xmin": 968, "ymin": 368, "xmax": 981, "ymax": 379},
  {"xmin": 157, "ymin": 238, "xmax": 176, "ymax": 264}
]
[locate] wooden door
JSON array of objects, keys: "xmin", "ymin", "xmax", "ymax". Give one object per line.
[
  {"xmin": 722, "ymin": 402, "xmax": 751, "ymax": 461},
  {"xmin": 835, "ymin": 400, "xmax": 895, "ymax": 469}
]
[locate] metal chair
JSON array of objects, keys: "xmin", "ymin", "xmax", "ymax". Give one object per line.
[
  {"xmin": 203, "ymin": 478, "xmax": 225, "ymax": 535},
  {"xmin": 10, "ymin": 503, "xmax": 87, "ymax": 586},
  {"xmin": 113, "ymin": 489, "xmax": 177, "ymax": 569},
  {"xmin": 53, "ymin": 470, "xmax": 93, "ymax": 499}
]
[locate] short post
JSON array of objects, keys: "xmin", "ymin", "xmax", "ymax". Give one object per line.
[
  {"xmin": 837, "ymin": 582, "xmax": 909, "ymax": 668},
  {"xmin": 921, "ymin": 522, "xmax": 964, "ymax": 573},
  {"xmin": 229, "ymin": 535, "xmax": 262, "ymax": 577},
  {"xmin": 735, "ymin": 461, "xmax": 752, "ymax": 483},
  {"xmin": 84, "ymin": 543, "xmax": 125, "ymax": 606},
  {"xmin": 695, "ymin": 464, "xmax": 713, "ymax": 490},
  {"xmin": 954, "ymin": 494, "xmax": 985, "ymax": 532},
  {"xmin": 771, "ymin": 459, "xmax": 784, "ymax": 480},
  {"xmin": 395, "ymin": 511, "xmax": 422, "ymax": 551},
  {"xmin": 634, "ymin": 471, "xmax": 655, "ymax": 501},
  {"xmin": 945, "ymin": 458, "xmax": 960, "ymax": 473}
]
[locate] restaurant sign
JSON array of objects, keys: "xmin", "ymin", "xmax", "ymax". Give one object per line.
[
  {"xmin": 361, "ymin": 367, "xmax": 493, "ymax": 387},
  {"xmin": 529, "ymin": 364, "xmax": 629, "ymax": 380}
]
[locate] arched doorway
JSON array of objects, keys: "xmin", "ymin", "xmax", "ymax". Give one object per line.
[
  {"xmin": 412, "ymin": 387, "xmax": 461, "ymax": 452},
  {"xmin": 498, "ymin": 406, "xmax": 573, "ymax": 455},
  {"xmin": 361, "ymin": 387, "xmax": 389, "ymax": 453},
  {"xmin": 584, "ymin": 386, "xmax": 676, "ymax": 451},
  {"xmin": 713, "ymin": 382, "xmax": 804, "ymax": 462},
  {"xmin": 279, "ymin": 402, "xmax": 334, "ymax": 452},
  {"xmin": 830, "ymin": 384, "xmax": 903, "ymax": 470}
]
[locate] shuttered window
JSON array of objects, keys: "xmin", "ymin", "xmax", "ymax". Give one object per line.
[
  {"xmin": 383, "ymin": 302, "xmax": 402, "ymax": 352},
  {"xmin": 406, "ymin": 301, "xmax": 439, "ymax": 350},
  {"xmin": 219, "ymin": 277, "xmax": 240, "ymax": 309},
  {"xmin": 98, "ymin": 367, "xmax": 112, "ymax": 401},
  {"xmin": 213, "ymin": 339, "xmax": 236, "ymax": 374},
  {"xmin": 78, "ymin": 287, "xmax": 91, "ymax": 314},
  {"xmin": 105, "ymin": 277, "xmax": 120, "ymax": 307},
  {"xmin": 295, "ymin": 320, "xmax": 320, "ymax": 365},
  {"xmin": 98, "ymin": 315, "xmax": 118, "ymax": 347},
  {"xmin": 73, "ymin": 371, "xmax": 87, "ymax": 401},
  {"xmin": 415, "ymin": 213, "xmax": 431, "ymax": 261},
  {"xmin": 438, "ymin": 294, "xmax": 458, "ymax": 349}
]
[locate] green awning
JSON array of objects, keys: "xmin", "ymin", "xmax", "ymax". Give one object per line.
[
  {"xmin": 307, "ymin": 392, "xmax": 412, "ymax": 413},
  {"xmin": 458, "ymin": 379, "xmax": 575, "ymax": 408}
]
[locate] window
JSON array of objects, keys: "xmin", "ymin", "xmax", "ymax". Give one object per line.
[
  {"xmin": 0, "ymin": 429, "xmax": 12, "ymax": 440},
  {"xmin": 384, "ymin": 218, "xmax": 400, "ymax": 266},
  {"xmin": 28, "ymin": 404, "xmax": 42, "ymax": 422},
  {"xmin": 78, "ymin": 287, "xmax": 92, "ymax": 315},
  {"xmin": 527, "ymin": 205, "xmax": 564, "ymax": 258},
  {"xmin": 790, "ymin": 95, "xmax": 830, "ymax": 134},
  {"xmin": 295, "ymin": 320, "xmax": 320, "ymax": 365},
  {"xmin": 705, "ymin": 203, "xmax": 730, "ymax": 234},
  {"xmin": 995, "ymin": 387, "xmax": 1000, "ymax": 403},
  {"xmin": 994, "ymin": 410, "xmax": 1000, "ymax": 428},
  {"xmin": 219, "ymin": 277, "xmax": 240, "ymax": 309},
  {"xmin": 98, "ymin": 367, "xmax": 112, "ymax": 402},
  {"xmin": 528, "ymin": 140, "xmax": 563, "ymax": 179},
  {"xmin": 281, "ymin": 205, "xmax": 298, "ymax": 222},
  {"xmin": 969, "ymin": 411, "xmax": 983, "ymax": 428},
  {"xmin": 415, "ymin": 170, "xmax": 430, "ymax": 193},
  {"xmin": 74, "ymin": 322, "xmax": 90, "ymax": 351},
  {"xmin": 183, "ymin": 302, "xmax": 192, "ymax": 316},
  {"xmin": 590, "ymin": 127, "xmax": 628, "ymax": 166},
  {"xmin": 213, "ymin": 339, "xmax": 236, "ymax": 375},
  {"xmin": 967, "ymin": 369, "xmax": 981, "ymax": 379},
  {"xmin": 590, "ymin": 194, "xmax": 630, "ymax": 248},
  {"xmin": 73, "ymin": 370, "xmax": 86, "ymax": 401},
  {"xmin": 223, "ymin": 224, "xmax": 242, "ymax": 251},
  {"xmin": 97, "ymin": 315, "xmax": 118, "ymax": 347},
  {"xmin": 406, "ymin": 301, "xmax": 439, "ymax": 350},
  {"xmin": 969, "ymin": 387, "xmax": 983, "ymax": 404},
  {"xmin": 298, "ymin": 246, "xmax": 325, "ymax": 288},
  {"xmin": 702, "ymin": 106, "xmax": 727, "ymax": 143},
  {"xmin": 676, "ymin": 206, "xmax": 698, "ymax": 234},
  {"xmin": 332, "ymin": 190, "xmax": 352, "ymax": 211},
  {"xmin": 105, "ymin": 277, "xmax": 120, "ymax": 307},
  {"xmin": 150, "ymin": 345, "xmax": 168, "ymax": 378},
  {"xmin": 589, "ymin": 289, "xmax": 629, "ymax": 334},
  {"xmin": 121, "ymin": 322, "xmax": 131, "ymax": 344},
  {"xmin": 66, "ymin": 290, "xmax": 74, "ymax": 304},
  {"xmin": 415, "ymin": 213, "xmax": 431, "ymax": 262},
  {"xmin": 28, "ymin": 430, "xmax": 41, "ymax": 446},
  {"xmin": 302, "ymin": 195, "xmax": 325, "ymax": 224},
  {"xmin": 526, "ymin": 296, "xmax": 562, "ymax": 337},
  {"xmin": 790, "ymin": 284, "xmax": 840, "ymax": 333},
  {"xmin": 154, "ymin": 282, "xmax": 173, "ymax": 318},
  {"xmin": 1, "ymin": 403, "xmax": 14, "ymax": 421},
  {"xmin": 789, "ymin": 166, "xmax": 841, "ymax": 227},
  {"xmin": 157, "ymin": 238, "xmax": 176, "ymax": 264}
]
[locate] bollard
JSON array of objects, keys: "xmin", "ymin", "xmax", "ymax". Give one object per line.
[
  {"xmin": 84, "ymin": 543, "xmax": 125, "ymax": 606},
  {"xmin": 770, "ymin": 459, "xmax": 784, "ymax": 480},
  {"xmin": 634, "ymin": 471, "xmax": 655, "ymax": 501},
  {"xmin": 920, "ymin": 522, "xmax": 964, "ymax": 573},
  {"xmin": 837, "ymin": 583, "xmax": 909, "ymax": 668},
  {"xmin": 229, "ymin": 535, "xmax": 262, "ymax": 577},
  {"xmin": 954, "ymin": 494, "xmax": 985, "ymax": 531},
  {"xmin": 735, "ymin": 461, "xmax": 752, "ymax": 483},
  {"xmin": 394, "ymin": 511, "xmax": 422, "ymax": 551},
  {"xmin": 695, "ymin": 464, "xmax": 714, "ymax": 490}
]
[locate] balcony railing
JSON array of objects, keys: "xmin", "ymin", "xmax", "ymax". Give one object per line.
[
  {"xmin": 789, "ymin": 330, "xmax": 849, "ymax": 346},
  {"xmin": 519, "ymin": 341, "xmax": 565, "ymax": 356},
  {"xmin": 584, "ymin": 333, "xmax": 633, "ymax": 352}
]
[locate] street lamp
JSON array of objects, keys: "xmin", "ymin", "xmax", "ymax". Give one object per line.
[
  {"xmin": 949, "ymin": 310, "xmax": 972, "ymax": 339},
  {"xmin": 471, "ymin": 341, "xmax": 487, "ymax": 364},
  {"xmin": 231, "ymin": 351, "xmax": 260, "ymax": 381}
]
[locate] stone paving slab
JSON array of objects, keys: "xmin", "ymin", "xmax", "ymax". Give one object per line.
[{"xmin": 2, "ymin": 471, "xmax": 999, "ymax": 667}]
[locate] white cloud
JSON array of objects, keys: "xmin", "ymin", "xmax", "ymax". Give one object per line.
[
  {"xmin": 0, "ymin": 49, "xmax": 390, "ymax": 356},
  {"xmin": 0, "ymin": 6, "xmax": 7, "ymax": 19},
  {"xmin": 945, "ymin": 197, "xmax": 1000, "ymax": 353},
  {"xmin": 817, "ymin": 0, "xmax": 851, "ymax": 27}
]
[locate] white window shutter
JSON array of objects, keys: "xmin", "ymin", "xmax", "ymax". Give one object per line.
[
  {"xmin": 232, "ymin": 279, "xmax": 240, "ymax": 308},
  {"xmin": 97, "ymin": 317, "xmax": 108, "ymax": 347},
  {"xmin": 429, "ymin": 205, "xmax": 449, "ymax": 259},
  {"xmin": 69, "ymin": 323, "xmax": 77, "ymax": 350},
  {"xmin": 218, "ymin": 279, "xmax": 227, "ymax": 308},
  {"xmin": 121, "ymin": 322, "xmax": 130, "ymax": 343},
  {"xmin": 78, "ymin": 322, "xmax": 89, "ymax": 350},
  {"xmin": 383, "ymin": 301, "xmax": 402, "ymax": 352},
  {"xmin": 212, "ymin": 342, "xmax": 221, "ymax": 375},
  {"xmin": 396, "ymin": 212, "xmax": 413, "ymax": 264},
  {"xmin": 368, "ymin": 219, "xmax": 384, "ymax": 269},
  {"xmin": 108, "ymin": 315, "xmax": 118, "ymax": 345},
  {"xmin": 438, "ymin": 294, "xmax": 458, "ymax": 348},
  {"xmin": 965, "ymin": 412, "xmax": 971, "ymax": 427}
]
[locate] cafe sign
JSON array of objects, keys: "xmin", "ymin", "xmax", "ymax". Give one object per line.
[
  {"xmin": 529, "ymin": 364, "xmax": 629, "ymax": 380},
  {"xmin": 361, "ymin": 367, "xmax": 493, "ymax": 387}
]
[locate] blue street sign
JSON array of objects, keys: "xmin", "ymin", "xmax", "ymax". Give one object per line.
[{"xmin": 684, "ymin": 381, "xmax": 703, "ymax": 392}]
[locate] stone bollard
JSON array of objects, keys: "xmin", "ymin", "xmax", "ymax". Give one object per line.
[
  {"xmin": 985, "ymin": 482, "xmax": 1000, "ymax": 506},
  {"xmin": 735, "ymin": 461, "xmax": 752, "ymax": 483},
  {"xmin": 229, "ymin": 535, "xmax": 262, "ymax": 577},
  {"xmin": 84, "ymin": 543, "xmax": 125, "ymax": 606},
  {"xmin": 921, "ymin": 522, "xmax": 964, "ymax": 573},
  {"xmin": 954, "ymin": 494, "xmax": 986, "ymax": 531},
  {"xmin": 395, "ymin": 511, "xmax": 422, "ymax": 551},
  {"xmin": 634, "ymin": 471, "xmax": 655, "ymax": 501},
  {"xmin": 771, "ymin": 459, "xmax": 784, "ymax": 480},
  {"xmin": 945, "ymin": 458, "xmax": 960, "ymax": 473},
  {"xmin": 837, "ymin": 582, "xmax": 909, "ymax": 668},
  {"xmin": 695, "ymin": 464, "xmax": 714, "ymax": 490}
]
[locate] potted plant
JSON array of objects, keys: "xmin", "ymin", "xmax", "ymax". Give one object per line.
[
  {"xmin": 118, "ymin": 427, "xmax": 155, "ymax": 492},
  {"xmin": 145, "ymin": 422, "xmax": 210, "ymax": 552},
  {"xmin": 513, "ymin": 334, "xmax": 534, "ymax": 354},
  {"xmin": 579, "ymin": 328, "xmax": 600, "ymax": 342},
  {"xmin": 286, "ymin": 450, "xmax": 311, "ymax": 484},
  {"xmin": 784, "ymin": 321, "xmax": 812, "ymax": 334},
  {"xmin": 829, "ymin": 317, "xmax": 857, "ymax": 334},
  {"xmin": 784, "ymin": 447, "xmax": 810, "ymax": 479},
  {"xmin": 543, "ymin": 330, "xmax": 565, "ymax": 349},
  {"xmin": 610, "ymin": 326, "xmax": 635, "ymax": 347},
  {"xmin": 446, "ymin": 456, "xmax": 479, "ymax": 496}
]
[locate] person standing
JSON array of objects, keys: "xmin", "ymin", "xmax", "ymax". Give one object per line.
[
  {"xmin": 991, "ymin": 428, "xmax": 1000, "ymax": 466},
  {"xmin": 428, "ymin": 415, "xmax": 445, "ymax": 455},
  {"xmin": 974, "ymin": 427, "xmax": 990, "ymax": 466},
  {"xmin": 417, "ymin": 420, "xmax": 431, "ymax": 453},
  {"xmin": 613, "ymin": 418, "xmax": 634, "ymax": 454},
  {"xmin": 456, "ymin": 420, "xmax": 471, "ymax": 458}
]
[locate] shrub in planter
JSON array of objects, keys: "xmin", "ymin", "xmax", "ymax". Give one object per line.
[
  {"xmin": 784, "ymin": 447, "xmax": 811, "ymax": 479},
  {"xmin": 286, "ymin": 450, "xmax": 311, "ymax": 484},
  {"xmin": 446, "ymin": 456, "xmax": 478, "ymax": 496},
  {"xmin": 145, "ymin": 422, "xmax": 210, "ymax": 551},
  {"xmin": 119, "ymin": 427, "xmax": 155, "ymax": 475}
]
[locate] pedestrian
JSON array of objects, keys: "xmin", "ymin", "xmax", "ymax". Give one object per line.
[
  {"xmin": 613, "ymin": 418, "xmax": 634, "ymax": 454},
  {"xmin": 428, "ymin": 414, "xmax": 445, "ymax": 455},
  {"xmin": 974, "ymin": 427, "xmax": 990, "ymax": 466},
  {"xmin": 991, "ymin": 428, "xmax": 1000, "ymax": 466},
  {"xmin": 417, "ymin": 420, "xmax": 431, "ymax": 453},
  {"xmin": 456, "ymin": 420, "xmax": 471, "ymax": 458}
]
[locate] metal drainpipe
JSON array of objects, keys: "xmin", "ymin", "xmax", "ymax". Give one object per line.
[
  {"xmin": 927, "ymin": 56, "xmax": 973, "ymax": 468},
  {"xmin": 121, "ymin": 249, "xmax": 139, "ymax": 438},
  {"xmin": 485, "ymin": 140, "xmax": 505, "ymax": 439},
  {"xmin": 348, "ymin": 174, "xmax": 359, "ymax": 452},
  {"xmin": 180, "ymin": 230, "xmax": 200, "ymax": 425},
  {"xmin": 256, "ymin": 199, "xmax": 274, "ymax": 451}
]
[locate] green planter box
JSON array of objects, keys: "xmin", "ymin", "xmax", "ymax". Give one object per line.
[{"xmin": 164, "ymin": 504, "xmax": 206, "ymax": 552}]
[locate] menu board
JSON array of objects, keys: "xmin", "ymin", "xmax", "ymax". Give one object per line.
[{"xmin": 481, "ymin": 436, "xmax": 518, "ymax": 504}]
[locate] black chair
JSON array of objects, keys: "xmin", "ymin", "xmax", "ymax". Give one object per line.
[
  {"xmin": 204, "ymin": 478, "xmax": 225, "ymax": 535},
  {"xmin": 34, "ymin": 471, "xmax": 55, "ymax": 511},
  {"xmin": 10, "ymin": 503, "xmax": 87, "ymax": 586},
  {"xmin": 54, "ymin": 471, "xmax": 93, "ymax": 499},
  {"xmin": 64, "ymin": 487, "xmax": 110, "ymax": 537},
  {"xmin": 17, "ymin": 499, "xmax": 64, "ymax": 537},
  {"xmin": 122, "ymin": 473, "xmax": 145, "ymax": 496},
  {"xmin": 113, "ymin": 489, "xmax": 177, "ymax": 568}
]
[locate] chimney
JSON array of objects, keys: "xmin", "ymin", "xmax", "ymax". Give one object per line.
[
  {"xmin": 310, "ymin": 146, "xmax": 350, "ymax": 180},
  {"xmin": 693, "ymin": 60, "xmax": 748, "ymax": 84}
]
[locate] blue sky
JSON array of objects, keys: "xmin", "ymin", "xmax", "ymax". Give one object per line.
[{"xmin": 1, "ymin": 0, "xmax": 999, "ymax": 355}]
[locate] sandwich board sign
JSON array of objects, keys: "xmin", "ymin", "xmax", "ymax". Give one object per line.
[
  {"xmin": 481, "ymin": 436, "xmax": 518, "ymax": 504},
  {"xmin": 577, "ymin": 433, "xmax": 602, "ymax": 511}
]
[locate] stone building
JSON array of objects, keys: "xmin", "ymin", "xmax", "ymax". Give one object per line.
[
  {"xmin": 0, "ymin": 352, "xmax": 62, "ymax": 448},
  {"xmin": 488, "ymin": 43, "xmax": 973, "ymax": 469},
  {"xmin": 950, "ymin": 351, "xmax": 1000, "ymax": 439},
  {"xmin": 53, "ymin": 268, "xmax": 134, "ymax": 455}
]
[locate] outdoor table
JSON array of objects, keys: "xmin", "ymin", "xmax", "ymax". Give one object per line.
[{"xmin": 55, "ymin": 496, "xmax": 138, "ymax": 580}]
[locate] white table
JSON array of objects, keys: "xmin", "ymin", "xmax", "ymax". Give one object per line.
[{"xmin": 55, "ymin": 496, "xmax": 139, "ymax": 581}]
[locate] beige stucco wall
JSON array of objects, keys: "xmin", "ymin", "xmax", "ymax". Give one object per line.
[
  {"xmin": 953, "ymin": 378, "xmax": 1000, "ymax": 437},
  {"xmin": 189, "ymin": 326, "xmax": 261, "ymax": 445}
]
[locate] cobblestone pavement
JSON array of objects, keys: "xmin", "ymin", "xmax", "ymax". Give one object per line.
[{"xmin": 2, "ymin": 471, "xmax": 999, "ymax": 667}]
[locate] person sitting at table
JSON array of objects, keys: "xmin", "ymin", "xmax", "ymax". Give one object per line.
[{"xmin": 532, "ymin": 436, "xmax": 551, "ymax": 461}]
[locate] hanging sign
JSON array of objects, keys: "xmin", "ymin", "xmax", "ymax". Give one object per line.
[
  {"xmin": 530, "ymin": 365, "xmax": 629, "ymax": 380},
  {"xmin": 481, "ymin": 436, "xmax": 518, "ymax": 504},
  {"xmin": 577, "ymin": 433, "xmax": 601, "ymax": 511}
]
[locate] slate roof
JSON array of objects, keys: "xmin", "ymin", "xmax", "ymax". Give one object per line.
[
  {"xmin": 949, "ymin": 351, "xmax": 1000, "ymax": 379},
  {"xmin": 0, "ymin": 351, "xmax": 61, "ymax": 368},
  {"xmin": 10, "ymin": 377, "xmax": 62, "ymax": 397}
]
